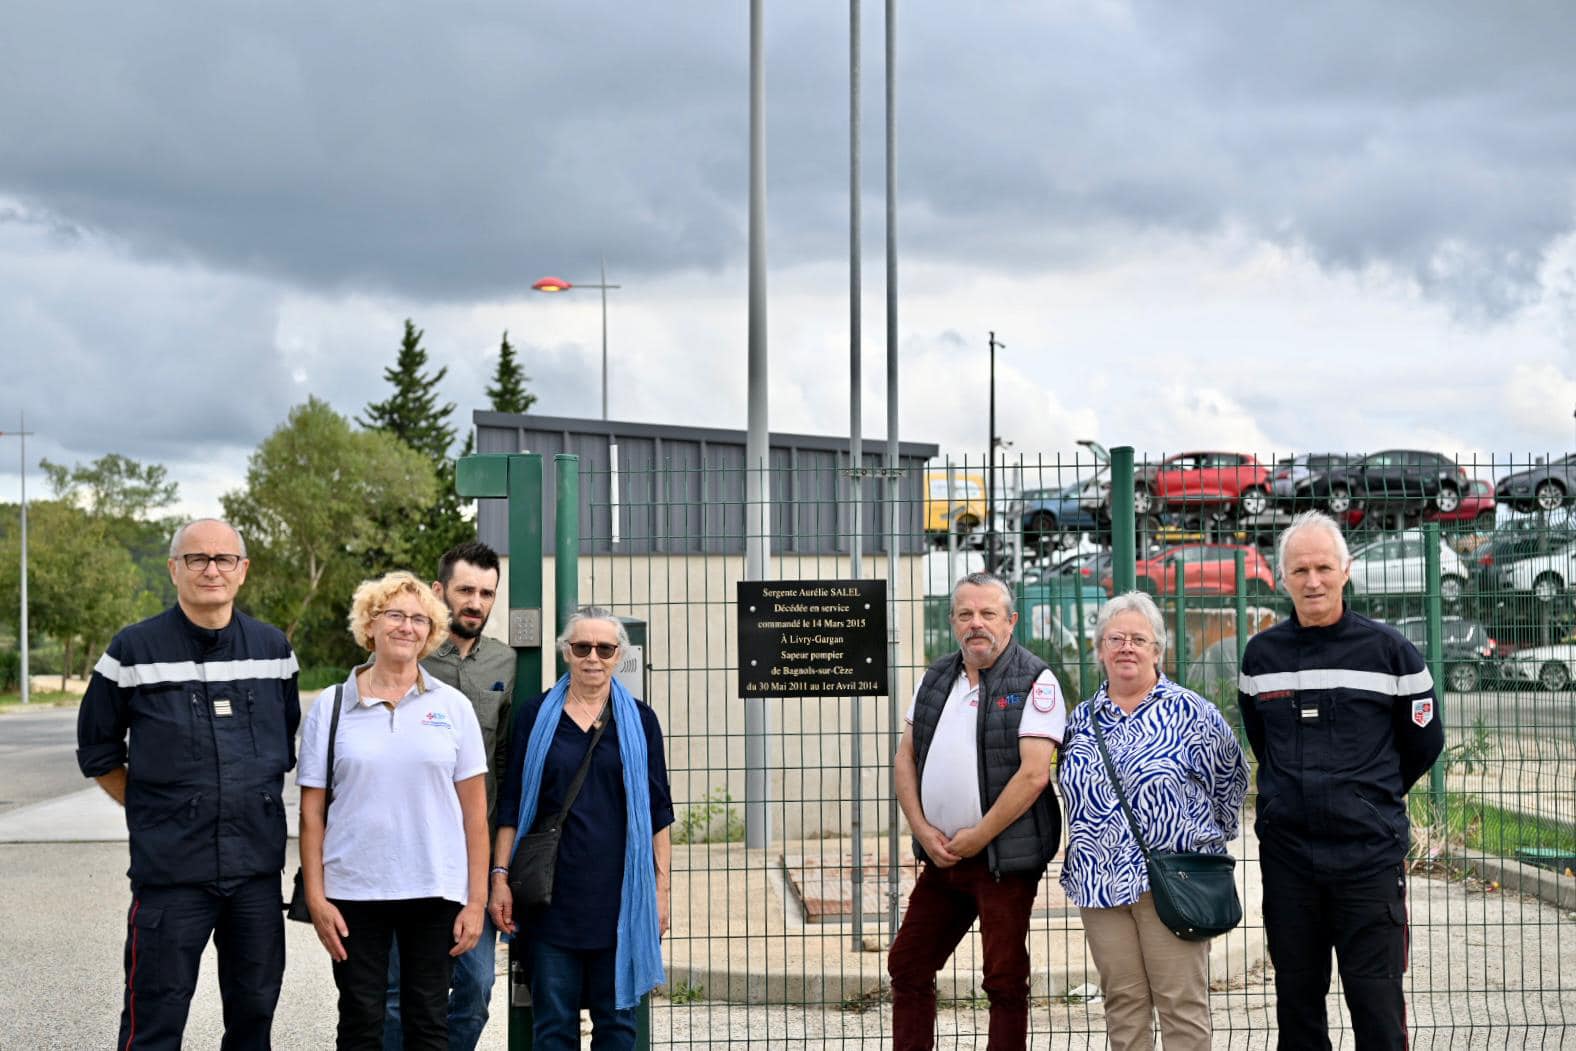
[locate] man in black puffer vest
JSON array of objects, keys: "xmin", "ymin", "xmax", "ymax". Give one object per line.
[{"xmin": 890, "ymin": 572, "xmax": 1066, "ymax": 1051}]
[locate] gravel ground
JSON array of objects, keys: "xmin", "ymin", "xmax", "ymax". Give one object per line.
[{"xmin": 3, "ymin": 841, "xmax": 1573, "ymax": 1048}]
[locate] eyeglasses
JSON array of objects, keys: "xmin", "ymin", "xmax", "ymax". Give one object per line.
[
  {"xmin": 179, "ymin": 553, "xmax": 244, "ymax": 572},
  {"xmin": 1103, "ymin": 632, "xmax": 1155, "ymax": 650},
  {"xmin": 569, "ymin": 641, "xmax": 619, "ymax": 659},
  {"xmin": 379, "ymin": 610, "xmax": 433, "ymax": 630}
]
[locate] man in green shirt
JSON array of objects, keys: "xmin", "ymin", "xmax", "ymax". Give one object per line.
[{"xmin": 385, "ymin": 540, "xmax": 516, "ymax": 1051}]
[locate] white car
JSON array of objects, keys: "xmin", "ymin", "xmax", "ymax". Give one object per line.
[
  {"xmin": 1494, "ymin": 536, "xmax": 1576, "ymax": 602},
  {"xmin": 1499, "ymin": 643, "xmax": 1576, "ymax": 691},
  {"xmin": 1347, "ymin": 530, "xmax": 1468, "ymax": 603}
]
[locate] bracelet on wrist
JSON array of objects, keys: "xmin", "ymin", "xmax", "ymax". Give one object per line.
[{"xmin": 490, "ymin": 866, "xmax": 509, "ymax": 878}]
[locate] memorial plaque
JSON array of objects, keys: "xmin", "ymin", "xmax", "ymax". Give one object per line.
[{"xmin": 737, "ymin": 579, "xmax": 888, "ymax": 698}]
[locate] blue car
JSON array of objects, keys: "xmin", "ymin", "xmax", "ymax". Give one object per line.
[{"xmin": 1021, "ymin": 477, "xmax": 1103, "ymax": 548}]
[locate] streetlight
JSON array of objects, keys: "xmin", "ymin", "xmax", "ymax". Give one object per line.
[
  {"xmin": 532, "ymin": 258, "xmax": 620, "ymax": 420},
  {"xmin": 0, "ymin": 415, "xmax": 31, "ymax": 705}
]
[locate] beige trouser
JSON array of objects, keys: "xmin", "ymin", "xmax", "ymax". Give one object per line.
[{"xmin": 1079, "ymin": 892, "xmax": 1212, "ymax": 1051}]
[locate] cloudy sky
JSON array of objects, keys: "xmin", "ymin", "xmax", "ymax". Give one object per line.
[{"xmin": 2, "ymin": 1, "xmax": 1575, "ymax": 516}]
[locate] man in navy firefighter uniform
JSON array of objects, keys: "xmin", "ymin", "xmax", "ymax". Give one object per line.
[
  {"xmin": 77, "ymin": 518, "xmax": 301, "ymax": 1050},
  {"xmin": 1239, "ymin": 511, "xmax": 1444, "ymax": 1051},
  {"xmin": 889, "ymin": 571, "xmax": 1066, "ymax": 1051}
]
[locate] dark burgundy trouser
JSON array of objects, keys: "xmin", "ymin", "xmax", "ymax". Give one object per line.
[{"xmin": 887, "ymin": 856, "xmax": 1044, "ymax": 1051}]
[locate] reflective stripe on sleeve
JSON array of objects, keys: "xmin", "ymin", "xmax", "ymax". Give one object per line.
[
  {"xmin": 1239, "ymin": 667, "xmax": 1434, "ymax": 697},
  {"xmin": 94, "ymin": 653, "xmax": 301, "ymax": 688}
]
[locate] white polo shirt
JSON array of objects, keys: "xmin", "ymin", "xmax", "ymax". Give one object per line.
[
  {"xmin": 297, "ymin": 666, "xmax": 487, "ymax": 904},
  {"xmin": 906, "ymin": 668, "xmax": 1066, "ymax": 839}
]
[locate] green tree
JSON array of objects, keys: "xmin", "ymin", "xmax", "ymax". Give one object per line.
[
  {"xmin": 359, "ymin": 319, "xmax": 470, "ymax": 575},
  {"xmin": 39, "ymin": 452, "xmax": 180, "ymax": 609},
  {"xmin": 222, "ymin": 398, "xmax": 438, "ymax": 658},
  {"xmin": 358, "ymin": 319, "xmax": 457, "ymax": 460},
  {"xmin": 40, "ymin": 453, "xmax": 179, "ymax": 519},
  {"xmin": 486, "ymin": 330, "xmax": 537, "ymax": 414},
  {"xmin": 0, "ymin": 501, "xmax": 143, "ymax": 686}
]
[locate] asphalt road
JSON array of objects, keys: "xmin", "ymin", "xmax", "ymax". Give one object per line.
[
  {"xmin": 0, "ymin": 705, "xmax": 93, "ymax": 813},
  {"xmin": 1447, "ymin": 688, "xmax": 1576, "ymax": 744}
]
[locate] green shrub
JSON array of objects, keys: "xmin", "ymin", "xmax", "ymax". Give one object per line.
[{"xmin": 671, "ymin": 788, "xmax": 744, "ymax": 845}]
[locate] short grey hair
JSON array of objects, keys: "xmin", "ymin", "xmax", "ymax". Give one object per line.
[
  {"xmin": 556, "ymin": 606, "xmax": 632, "ymax": 655},
  {"xmin": 949, "ymin": 571, "xmax": 1015, "ymax": 617},
  {"xmin": 1094, "ymin": 591, "xmax": 1168, "ymax": 671},
  {"xmin": 169, "ymin": 518, "xmax": 247, "ymax": 559},
  {"xmin": 1276, "ymin": 510, "xmax": 1351, "ymax": 583}
]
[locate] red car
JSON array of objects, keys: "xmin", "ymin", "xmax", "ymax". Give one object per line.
[
  {"xmin": 1134, "ymin": 452, "xmax": 1272, "ymax": 520},
  {"xmin": 1102, "ymin": 542, "xmax": 1278, "ymax": 598}
]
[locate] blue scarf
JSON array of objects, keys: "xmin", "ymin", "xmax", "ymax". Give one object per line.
[{"xmin": 510, "ymin": 674, "xmax": 664, "ymax": 1009}]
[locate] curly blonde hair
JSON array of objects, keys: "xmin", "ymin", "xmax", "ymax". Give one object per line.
[{"xmin": 347, "ymin": 570, "xmax": 451, "ymax": 659}]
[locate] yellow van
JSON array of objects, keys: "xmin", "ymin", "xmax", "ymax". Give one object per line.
[{"xmin": 924, "ymin": 470, "xmax": 987, "ymax": 536}]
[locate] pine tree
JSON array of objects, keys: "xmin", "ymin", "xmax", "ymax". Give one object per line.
[
  {"xmin": 485, "ymin": 330, "xmax": 537, "ymax": 414},
  {"xmin": 359, "ymin": 319, "xmax": 469, "ymax": 576},
  {"xmin": 358, "ymin": 319, "xmax": 457, "ymax": 460}
]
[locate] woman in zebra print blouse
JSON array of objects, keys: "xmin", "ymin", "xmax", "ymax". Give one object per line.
[{"xmin": 1058, "ymin": 591, "xmax": 1249, "ymax": 1051}]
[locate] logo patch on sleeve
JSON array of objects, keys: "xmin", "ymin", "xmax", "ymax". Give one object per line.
[
  {"xmin": 1411, "ymin": 698, "xmax": 1434, "ymax": 728},
  {"xmin": 1031, "ymin": 681, "xmax": 1059, "ymax": 713}
]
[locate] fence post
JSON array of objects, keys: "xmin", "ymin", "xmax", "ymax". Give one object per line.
[
  {"xmin": 1234, "ymin": 549, "xmax": 1248, "ymax": 666},
  {"xmin": 456, "ymin": 452, "xmax": 544, "ymax": 1051},
  {"xmin": 1110, "ymin": 447, "xmax": 1136, "ymax": 594},
  {"xmin": 1174, "ymin": 569, "xmax": 1188, "ymax": 689},
  {"xmin": 1423, "ymin": 521, "xmax": 1446, "ymax": 825},
  {"xmin": 1074, "ymin": 577, "xmax": 1091, "ymax": 698},
  {"xmin": 555, "ymin": 454, "xmax": 580, "ymax": 679}
]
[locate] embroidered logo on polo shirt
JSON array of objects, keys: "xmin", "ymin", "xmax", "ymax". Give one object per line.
[{"xmin": 421, "ymin": 710, "xmax": 453, "ymax": 729}]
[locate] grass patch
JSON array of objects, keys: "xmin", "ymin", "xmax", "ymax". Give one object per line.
[
  {"xmin": 0, "ymin": 689, "xmax": 80, "ymax": 712},
  {"xmin": 1412, "ymin": 791, "xmax": 1576, "ymax": 858}
]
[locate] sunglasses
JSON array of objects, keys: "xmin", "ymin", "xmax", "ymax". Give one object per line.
[{"xmin": 569, "ymin": 641, "xmax": 619, "ymax": 659}]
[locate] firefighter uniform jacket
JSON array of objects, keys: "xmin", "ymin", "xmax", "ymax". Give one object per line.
[
  {"xmin": 1238, "ymin": 606, "xmax": 1444, "ymax": 876},
  {"xmin": 77, "ymin": 604, "xmax": 301, "ymax": 887}
]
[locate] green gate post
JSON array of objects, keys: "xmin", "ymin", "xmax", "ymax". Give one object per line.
[
  {"xmin": 1174, "ymin": 569, "xmax": 1188, "ymax": 690},
  {"xmin": 554, "ymin": 454, "xmax": 580, "ymax": 681},
  {"xmin": 456, "ymin": 453, "xmax": 544, "ymax": 1051},
  {"xmin": 1233, "ymin": 550, "xmax": 1248, "ymax": 666},
  {"xmin": 1074, "ymin": 578, "xmax": 1091, "ymax": 698},
  {"xmin": 1110, "ymin": 447, "xmax": 1137, "ymax": 594},
  {"xmin": 1423, "ymin": 522, "xmax": 1447, "ymax": 825}
]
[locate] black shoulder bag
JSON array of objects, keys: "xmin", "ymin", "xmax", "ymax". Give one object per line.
[
  {"xmin": 1088, "ymin": 709, "xmax": 1241, "ymax": 941},
  {"xmin": 508, "ymin": 702, "xmax": 610, "ymax": 909},
  {"xmin": 286, "ymin": 684, "xmax": 343, "ymax": 922}
]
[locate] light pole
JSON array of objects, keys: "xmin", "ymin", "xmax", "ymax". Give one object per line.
[
  {"xmin": 0, "ymin": 415, "xmax": 31, "ymax": 704},
  {"xmin": 532, "ymin": 258, "xmax": 620, "ymax": 420},
  {"xmin": 987, "ymin": 332, "xmax": 1004, "ymax": 574}
]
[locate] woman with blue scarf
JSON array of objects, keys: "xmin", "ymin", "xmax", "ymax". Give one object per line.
[{"xmin": 488, "ymin": 607, "xmax": 674, "ymax": 1050}]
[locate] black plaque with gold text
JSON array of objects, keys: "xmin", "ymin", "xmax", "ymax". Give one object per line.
[{"xmin": 737, "ymin": 579, "xmax": 888, "ymax": 698}]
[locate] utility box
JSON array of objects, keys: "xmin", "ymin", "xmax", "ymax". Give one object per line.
[{"xmin": 615, "ymin": 615, "xmax": 648, "ymax": 700}]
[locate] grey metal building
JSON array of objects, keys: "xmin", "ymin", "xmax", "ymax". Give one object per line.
[{"xmin": 474, "ymin": 411, "xmax": 939, "ymax": 556}]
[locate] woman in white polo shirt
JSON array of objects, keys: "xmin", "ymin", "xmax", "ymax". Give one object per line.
[{"xmin": 297, "ymin": 571, "xmax": 489, "ymax": 1051}]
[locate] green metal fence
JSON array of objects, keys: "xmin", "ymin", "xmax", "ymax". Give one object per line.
[{"xmin": 534, "ymin": 447, "xmax": 1576, "ymax": 1048}]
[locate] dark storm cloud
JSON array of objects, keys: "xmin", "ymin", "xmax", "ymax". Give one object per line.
[{"xmin": 1, "ymin": 2, "xmax": 1573, "ymax": 317}]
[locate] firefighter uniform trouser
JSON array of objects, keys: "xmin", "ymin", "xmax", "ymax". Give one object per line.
[
  {"xmin": 118, "ymin": 874, "xmax": 284, "ymax": 1050},
  {"xmin": 1261, "ymin": 850, "xmax": 1409, "ymax": 1051}
]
